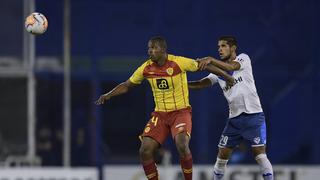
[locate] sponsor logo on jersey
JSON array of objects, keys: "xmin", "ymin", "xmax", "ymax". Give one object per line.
[
  {"xmin": 223, "ymin": 76, "xmax": 243, "ymax": 91},
  {"xmin": 156, "ymin": 79, "xmax": 169, "ymax": 89}
]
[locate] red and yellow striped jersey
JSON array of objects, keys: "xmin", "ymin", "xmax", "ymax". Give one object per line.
[{"xmin": 129, "ymin": 54, "xmax": 198, "ymax": 112}]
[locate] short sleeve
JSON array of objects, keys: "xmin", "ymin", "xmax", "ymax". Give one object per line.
[
  {"xmin": 129, "ymin": 64, "xmax": 145, "ymax": 84},
  {"xmin": 175, "ymin": 56, "xmax": 199, "ymax": 72},
  {"xmin": 234, "ymin": 53, "xmax": 251, "ymax": 70},
  {"xmin": 206, "ymin": 73, "xmax": 218, "ymax": 85}
]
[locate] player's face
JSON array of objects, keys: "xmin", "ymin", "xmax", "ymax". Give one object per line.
[
  {"xmin": 218, "ymin": 40, "xmax": 232, "ymax": 61},
  {"xmin": 148, "ymin": 41, "xmax": 165, "ymax": 63}
]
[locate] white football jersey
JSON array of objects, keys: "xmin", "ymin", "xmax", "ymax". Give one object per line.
[{"xmin": 206, "ymin": 53, "xmax": 263, "ymax": 118}]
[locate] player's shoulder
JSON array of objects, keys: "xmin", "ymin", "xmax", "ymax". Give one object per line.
[
  {"xmin": 168, "ymin": 54, "xmax": 177, "ymax": 60},
  {"xmin": 139, "ymin": 59, "xmax": 153, "ymax": 68},
  {"xmin": 168, "ymin": 54, "xmax": 193, "ymax": 61},
  {"xmin": 132, "ymin": 59, "xmax": 153, "ymax": 74},
  {"xmin": 236, "ymin": 53, "xmax": 251, "ymax": 61}
]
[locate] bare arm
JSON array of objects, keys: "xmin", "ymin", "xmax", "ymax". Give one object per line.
[
  {"xmin": 188, "ymin": 78, "xmax": 212, "ymax": 89},
  {"xmin": 198, "ymin": 57, "xmax": 240, "ymax": 71},
  {"xmin": 94, "ymin": 79, "xmax": 138, "ymax": 105},
  {"xmin": 204, "ymin": 64, "xmax": 235, "ymax": 87}
]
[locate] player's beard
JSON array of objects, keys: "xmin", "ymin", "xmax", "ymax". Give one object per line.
[
  {"xmin": 150, "ymin": 55, "xmax": 160, "ymax": 63},
  {"xmin": 220, "ymin": 54, "xmax": 231, "ymax": 61},
  {"xmin": 150, "ymin": 55, "xmax": 156, "ymax": 62},
  {"xmin": 150, "ymin": 53, "xmax": 165, "ymax": 63}
]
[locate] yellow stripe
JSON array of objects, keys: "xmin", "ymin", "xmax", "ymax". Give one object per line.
[
  {"xmin": 180, "ymin": 74, "xmax": 187, "ymax": 107},
  {"xmin": 170, "ymin": 76, "xmax": 177, "ymax": 110},
  {"xmin": 162, "ymin": 89, "xmax": 167, "ymax": 112},
  {"xmin": 160, "ymin": 76, "xmax": 167, "ymax": 112},
  {"xmin": 150, "ymin": 79, "xmax": 160, "ymax": 111}
]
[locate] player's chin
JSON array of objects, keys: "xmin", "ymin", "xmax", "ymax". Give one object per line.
[
  {"xmin": 150, "ymin": 58, "xmax": 157, "ymax": 62},
  {"xmin": 220, "ymin": 56, "xmax": 227, "ymax": 60}
]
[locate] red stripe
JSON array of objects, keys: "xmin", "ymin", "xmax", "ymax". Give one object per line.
[
  {"xmin": 162, "ymin": 90, "xmax": 167, "ymax": 112},
  {"xmin": 171, "ymin": 76, "xmax": 177, "ymax": 110},
  {"xmin": 180, "ymin": 74, "xmax": 187, "ymax": 107},
  {"xmin": 150, "ymin": 79, "xmax": 159, "ymax": 110},
  {"xmin": 143, "ymin": 60, "xmax": 182, "ymax": 78}
]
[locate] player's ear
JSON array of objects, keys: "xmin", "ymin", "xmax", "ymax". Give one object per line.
[
  {"xmin": 231, "ymin": 45, "xmax": 237, "ymax": 52},
  {"xmin": 161, "ymin": 47, "xmax": 166, "ymax": 53}
]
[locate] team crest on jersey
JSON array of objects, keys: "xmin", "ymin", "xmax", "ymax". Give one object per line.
[
  {"xmin": 254, "ymin": 137, "xmax": 260, "ymax": 144},
  {"xmin": 166, "ymin": 68, "xmax": 174, "ymax": 75}
]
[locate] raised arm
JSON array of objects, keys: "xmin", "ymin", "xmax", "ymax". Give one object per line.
[
  {"xmin": 94, "ymin": 79, "xmax": 138, "ymax": 105},
  {"xmin": 188, "ymin": 78, "xmax": 212, "ymax": 89},
  {"xmin": 198, "ymin": 57, "xmax": 240, "ymax": 71}
]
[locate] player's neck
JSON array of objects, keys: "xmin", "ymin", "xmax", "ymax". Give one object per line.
[
  {"xmin": 227, "ymin": 53, "xmax": 237, "ymax": 62},
  {"xmin": 156, "ymin": 54, "xmax": 168, "ymax": 66}
]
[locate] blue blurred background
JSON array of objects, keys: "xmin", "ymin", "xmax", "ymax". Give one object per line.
[{"xmin": 0, "ymin": 0, "xmax": 319, "ymax": 167}]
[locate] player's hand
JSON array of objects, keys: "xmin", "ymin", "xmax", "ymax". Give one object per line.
[
  {"xmin": 196, "ymin": 57, "xmax": 212, "ymax": 71},
  {"xmin": 94, "ymin": 93, "xmax": 111, "ymax": 105},
  {"xmin": 226, "ymin": 77, "xmax": 235, "ymax": 89}
]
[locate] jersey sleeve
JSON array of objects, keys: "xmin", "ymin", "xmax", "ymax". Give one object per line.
[
  {"xmin": 129, "ymin": 63, "xmax": 145, "ymax": 84},
  {"xmin": 206, "ymin": 73, "xmax": 218, "ymax": 85},
  {"xmin": 234, "ymin": 53, "xmax": 251, "ymax": 70},
  {"xmin": 175, "ymin": 56, "xmax": 199, "ymax": 72}
]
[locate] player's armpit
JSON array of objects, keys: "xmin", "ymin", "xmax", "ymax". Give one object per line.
[{"xmin": 125, "ymin": 79, "xmax": 139, "ymax": 88}]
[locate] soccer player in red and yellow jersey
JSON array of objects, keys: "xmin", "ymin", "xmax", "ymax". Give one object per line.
[{"xmin": 95, "ymin": 36, "xmax": 234, "ymax": 180}]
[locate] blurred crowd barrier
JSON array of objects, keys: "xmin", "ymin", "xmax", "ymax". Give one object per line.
[{"xmin": 0, "ymin": 165, "xmax": 319, "ymax": 180}]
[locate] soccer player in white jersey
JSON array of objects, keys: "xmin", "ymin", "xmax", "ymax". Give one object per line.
[{"xmin": 189, "ymin": 36, "xmax": 274, "ymax": 180}]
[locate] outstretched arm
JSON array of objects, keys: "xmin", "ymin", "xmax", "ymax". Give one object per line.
[
  {"xmin": 95, "ymin": 79, "xmax": 138, "ymax": 105},
  {"xmin": 198, "ymin": 57, "xmax": 240, "ymax": 71},
  {"xmin": 188, "ymin": 78, "xmax": 212, "ymax": 89}
]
